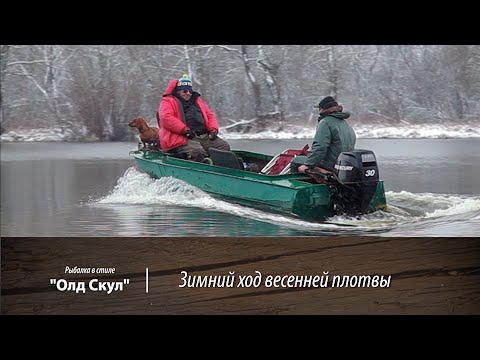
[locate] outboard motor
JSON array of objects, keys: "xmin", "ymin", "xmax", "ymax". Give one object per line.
[{"xmin": 330, "ymin": 149, "xmax": 379, "ymax": 216}]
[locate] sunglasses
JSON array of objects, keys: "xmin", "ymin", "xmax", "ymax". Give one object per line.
[{"xmin": 180, "ymin": 89, "xmax": 192, "ymax": 94}]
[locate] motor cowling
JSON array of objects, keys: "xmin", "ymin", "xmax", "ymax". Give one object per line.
[{"xmin": 330, "ymin": 149, "xmax": 379, "ymax": 216}]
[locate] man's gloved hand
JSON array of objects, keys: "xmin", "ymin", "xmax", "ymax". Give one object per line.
[
  {"xmin": 297, "ymin": 165, "xmax": 310, "ymax": 173},
  {"xmin": 184, "ymin": 128, "xmax": 195, "ymax": 139},
  {"xmin": 208, "ymin": 130, "xmax": 218, "ymax": 140}
]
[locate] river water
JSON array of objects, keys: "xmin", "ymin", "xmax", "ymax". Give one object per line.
[{"xmin": 1, "ymin": 139, "xmax": 479, "ymax": 237}]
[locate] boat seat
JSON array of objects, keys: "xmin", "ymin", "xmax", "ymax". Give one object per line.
[
  {"xmin": 261, "ymin": 145, "xmax": 310, "ymax": 175},
  {"xmin": 208, "ymin": 148, "xmax": 245, "ymax": 170}
]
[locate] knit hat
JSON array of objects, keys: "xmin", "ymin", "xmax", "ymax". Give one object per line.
[
  {"xmin": 176, "ymin": 74, "xmax": 193, "ymax": 91},
  {"xmin": 315, "ymin": 96, "xmax": 338, "ymax": 109}
]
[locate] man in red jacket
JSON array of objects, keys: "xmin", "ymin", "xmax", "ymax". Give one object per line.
[{"xmin": 158, "ymin": 74, "xmax": 230, "ymax": 162}]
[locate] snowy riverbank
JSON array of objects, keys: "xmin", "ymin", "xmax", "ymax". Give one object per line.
[{"xmin": 1, "ymin": 123, "xmax": 479, "ymax": 142}]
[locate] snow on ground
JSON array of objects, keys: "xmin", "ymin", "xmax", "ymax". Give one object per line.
[
  {"xmin": 0, "ymin": 128, "xmax": 75, "ymax": 142},
  {"xmin": 224, "ymin": 123, "xmax": 480, "ymax": 140},
  {"xmin": 1, "ymin": 123, "xmax": 479, "ymax": 142}
]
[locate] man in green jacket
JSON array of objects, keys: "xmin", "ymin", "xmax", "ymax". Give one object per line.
[{"xmin": 292, "ymin": 96, "xmax": 356, "ymax": 174}]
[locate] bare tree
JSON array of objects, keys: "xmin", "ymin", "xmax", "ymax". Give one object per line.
[
  {"xmin": 2, "ymin": 44, "xmax": 479, "ymax": 140},
  {"xmin": 0, "ymin": 45, "xmax": 9, "ymax": 133},
  {"xmin": 1, "ymin": 45, "xmax": 78, "ymax": 132},
  {"xmin": 257, "ymin": 45, "xmax": 284, "ymax": 121}
]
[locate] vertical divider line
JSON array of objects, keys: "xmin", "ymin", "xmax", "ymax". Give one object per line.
[{"xmin": 146, "ymin": 268, "xmax": 149, "ymax": 293}]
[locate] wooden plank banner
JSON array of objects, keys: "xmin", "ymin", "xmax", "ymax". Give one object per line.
[{"xmin": 1, "ymin": 236, "xmax": 479, "ymax": 315}]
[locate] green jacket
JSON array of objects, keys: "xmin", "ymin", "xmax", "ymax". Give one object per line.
[{"xmin": 302, "ymin": 112, "xmax": 356, "ymax": 170}]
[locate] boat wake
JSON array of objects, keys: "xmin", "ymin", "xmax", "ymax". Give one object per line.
[{"xmin": 93, "ymin": 167, "xmax": 480, "ymax": 236}]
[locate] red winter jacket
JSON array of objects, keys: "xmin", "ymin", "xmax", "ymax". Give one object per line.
[{"xmin": 157, "ymin": 79, "xmax": 219, "ymax": 151}]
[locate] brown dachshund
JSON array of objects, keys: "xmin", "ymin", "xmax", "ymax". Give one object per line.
[{"xmin": 129, "ymin": 117, "xmax": 159, "ymax": 148}]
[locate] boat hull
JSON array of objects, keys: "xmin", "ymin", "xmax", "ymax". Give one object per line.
[{"xmin": 131, "ymin": 149, "xmax": 387, "ymax": 221}]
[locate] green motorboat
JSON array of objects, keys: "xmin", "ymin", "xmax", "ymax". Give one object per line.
[{"xmin": 130, "ymin": 145, "xmax": 387, "ymax": 222}]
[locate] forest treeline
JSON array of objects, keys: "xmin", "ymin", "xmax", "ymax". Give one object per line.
[{"xmin": 1, "ymin": 45, "xmax": 479, "ymax": 141}]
